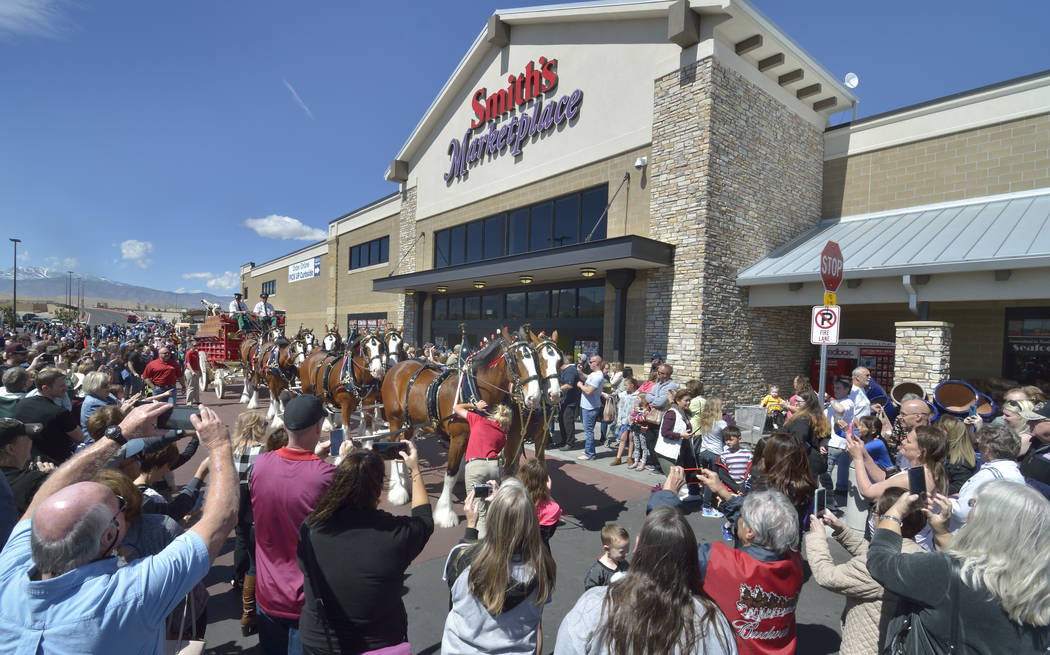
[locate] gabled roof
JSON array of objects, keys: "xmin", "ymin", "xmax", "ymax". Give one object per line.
[
  {"xmin": 737, "ymin": 187, "xmax": 1050, "ymax": 286},
  {"xmin": 386, "ymin": 0, "xmax": 856, "ymax": 180}
]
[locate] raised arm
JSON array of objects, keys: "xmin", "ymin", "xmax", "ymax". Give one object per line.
[
  {"xmin": 188, "ymin": 405, "xmax": 238, "ymax": 562},
  {"xmin": 22, "ymin": 402, "xmax": 171, "ymax": 520}
]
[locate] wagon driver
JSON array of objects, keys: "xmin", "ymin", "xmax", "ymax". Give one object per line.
[
  {"xmin": 229, "ymin": 292, "xmax": 251, "ymax": 332},
  {"xmin": 253, "ymin": 293, "xmax": 278, "ymax": 330}
]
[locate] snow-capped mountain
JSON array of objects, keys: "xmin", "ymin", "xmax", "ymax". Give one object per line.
[{"xmin": 0, "ymin": 267, "xmax": 228, "ymax": 310}]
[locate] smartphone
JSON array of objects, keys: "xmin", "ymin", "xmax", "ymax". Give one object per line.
[
  {"xmin": 372, "ymin": 441, "xmax": 406, "ymax": 460},
  {"xmin": 907, "ymin": 465, "xmax": 927, "ymax": 496},
  {"xmin": 815, "ymin": 488, "xmax": 827, "ymax": 516},
  {"xmin": 327, "ymin": 429, "xmax": 344, "ymax": 457},
  {"xmin": 968, "ymin": 403, "xmax": 978, "ymax": 418},
  {"xmin": 473, "ymin": 482, "xmax": 492, "ymax": 499},
  {"xmin": 158, "ymin": 406, "xmax": 200, "ymax": 431}
]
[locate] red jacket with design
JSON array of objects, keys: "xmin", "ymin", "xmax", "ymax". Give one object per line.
[{"xmin": 701, "ymin": 541, "xmax": 803, "ymax": 655}]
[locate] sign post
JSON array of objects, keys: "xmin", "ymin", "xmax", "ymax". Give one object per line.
[{"xmin": 816, "ymin": 241, "xmax": 844, "ymax": 398}]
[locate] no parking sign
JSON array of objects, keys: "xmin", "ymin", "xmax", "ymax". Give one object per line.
[{"xmin": 811, "ymin": 305, "xmax": 840, "ymax": 345}]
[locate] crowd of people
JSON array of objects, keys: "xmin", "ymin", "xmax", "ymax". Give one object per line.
[{"xmin": 1, "ymin": 314, "xmax": 1049, "ymax": 654}]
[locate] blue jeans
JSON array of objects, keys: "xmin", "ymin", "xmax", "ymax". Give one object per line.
[
  {"xmin": 155, "ymin": 385, "xmax": 177, "ymax": 406},
  {"xmin": 257, "ymin": 609, "xmax": 303, "ymax": 655},
  {"xmin": 581, "ymin": 406, "xmax": 600, "ymax": 457}
]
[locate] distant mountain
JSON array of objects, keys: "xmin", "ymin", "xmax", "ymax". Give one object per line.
[{"xmin": 0, "ymin": 267, "xmax": 229, "ymax": 310}]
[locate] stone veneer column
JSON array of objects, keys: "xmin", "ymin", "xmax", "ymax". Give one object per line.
[
  {"xmin": 893, "ymin": 321, "xmax": 953, "ymax": 391},
  {"xmin": 325, "ymin": 233, "xmax": 338, "ymax": 328},
  {"xmin": 396, "ymin": 186, "xmax": 418, "ymax": 344},
  {"xmin": 646, "ymin": 58, "xmax": 823, "ymax": 405}
]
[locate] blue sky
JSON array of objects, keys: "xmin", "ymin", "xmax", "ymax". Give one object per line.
[{"xmin": 1, "ymin": 0, "xmax": 1046, "ymax": 294}]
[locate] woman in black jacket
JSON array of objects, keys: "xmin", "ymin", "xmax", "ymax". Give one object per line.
[
  {"xmin": 297, "ymin": 441, "xmax": 433, "ymax": 655},
  {"xmin": 869, "ymin": 480, "xmax": 1050, "ymax": 653},
  {"xmin": 782, "ymin": 390, "xmax": 831, "ymax": 478}
]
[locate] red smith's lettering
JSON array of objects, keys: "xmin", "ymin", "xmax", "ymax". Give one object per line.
[{"xmin": 470, "ymin": 57, "xmax": 558, "ymax": 129}]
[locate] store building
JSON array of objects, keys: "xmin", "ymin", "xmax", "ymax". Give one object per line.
[{"xmin": 243, "ymin": 0, "xmax": 1050, "ymax": 403}]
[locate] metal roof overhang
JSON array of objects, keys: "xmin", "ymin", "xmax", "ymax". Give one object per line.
[
  {"xmin": 737, "ymin": 187, "xmax": 1050, "ymax": 287},
  {"xmin": 373, "ymin": 235, "xmax": 674, "ymax": 294}
]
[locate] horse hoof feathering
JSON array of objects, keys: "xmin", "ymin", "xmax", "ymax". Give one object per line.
[
  {"xmin": 387, "ymin": 460, "xmax": 410, "ymax": 506},
  {"xmin": 433, "ymin": 473, "xmax": 460, "ymax": 528}
]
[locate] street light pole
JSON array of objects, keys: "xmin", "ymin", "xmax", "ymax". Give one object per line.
[
  {"xmin": 67, "ymin": 271, "xmax": 72, "ymax": 309},
  {"xmin": 9, "ymin": 238, "xmax": 20, "ymax": 330}
]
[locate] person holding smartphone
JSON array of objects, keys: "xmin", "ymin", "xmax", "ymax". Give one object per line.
[{"xmin": 297, "ymin": 440, "xmax": 433, "ymax": 655}]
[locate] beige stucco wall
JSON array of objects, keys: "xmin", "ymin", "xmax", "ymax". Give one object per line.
[
  {"xmin": 823, "ymin": 112, "xmax": 1050, "ymax": 218},
  {"xmin": 331, "ymin": 214, "xmax": 402, "ymax": 331},
  {"xmin": 242, "ymin": 251, "xmax": 330, "ymax": 334}
]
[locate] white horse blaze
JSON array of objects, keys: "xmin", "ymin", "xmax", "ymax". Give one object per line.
[
  {"xmin": 541, "ymin": 346, "xmax": 562, "ymax": 402},
  {"xmin": 434, "ymin": 473, "xmax": 460, "ymax": 528},
  {"xmin": 521, "ymin": 351, "xmax": 541, "ymax": 408}
]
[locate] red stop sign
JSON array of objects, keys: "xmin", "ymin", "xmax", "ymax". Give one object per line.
[{"xmin": 820, "ymin": 241, "xmax": 844, "ymax": 292}]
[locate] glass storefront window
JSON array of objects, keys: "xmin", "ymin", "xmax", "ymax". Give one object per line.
[
  {"xmin": 464, "ymin": 296, "xmax": 481, "ymax": 319},
  {"xmin": 509, "ymin": 208, "xmax": 529, "ymax": 255},
  {"xmin": 581, "ymin": 186, "xmax": 607, "ymax": 241},
  {"xmin": 530, "ymin": 202, "xmax": 553, "ymax": 251},
  {"xmin": 527, "ymin": 290, "xmax": 549, "ymax": 318},
  {"xmin": 553, "ymin": 195, "xmax": 579, "ymax": 248},
  {"xmin": 433, "ymin": 298, "xmax": 448, "ymax": 320},
  {"xmin": 450, "ymin": 225, "xmax": 466, "ymax": 265},
  {"xmin": 578, "ymin": 286, "xmax": 604, "ymax": 317},
  {"xmin": 506, "ymin": 292, "xmax": 526, "ymax": 319},
  {"xmin": 482, "ymin": 294, "xmax": 500, "ymax": 319},
  {"xmin": 447, "ymin": 297, "xmax": 463, "ymax": 320},
  {"xmin": 466, "ymin": 221, "xmax": 483, "ymax": 263},
  {"xmin": 434, "ymin": 230, "xmax": 450, "ymax": 269},
  {"xmin": 553, "ymin": 288, "xmax": 576, "ymax": 319},
  {"xmin": 483, "ymin": 215, "xmax": 504, "ymax": 260}
]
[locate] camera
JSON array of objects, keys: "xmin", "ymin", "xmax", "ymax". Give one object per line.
[
  {"xmin": 473, "ymin": 482, "xmax": 492, "ymax": 499},
  {"xmin": 372, "ymin": 441, "xmax": 407, "ymax": 460}
]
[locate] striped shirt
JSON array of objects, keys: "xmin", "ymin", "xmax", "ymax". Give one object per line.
[{"xmin": 720, "ymin": 447, "xmax": 753, "ymax": 485}]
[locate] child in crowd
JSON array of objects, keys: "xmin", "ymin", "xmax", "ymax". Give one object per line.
[
  {"xmin": 716, "ymin": 425, "xmax": 753, "ymax": 493},
  {"xmin": 583, "ymin": 524, "xmax": 630, "ymax": 590},
  {"xmin": 611, "ymin": 377, "xmax": 638, "ymax": 466},
  {"xmin": 835, "ymin": 414, "xmax": 895, "ymax": 494},
  {"xmin": 627, "ymin": 382, "xmax": 651, "ymax": 470},
  {"xmin": 761, "ymin": 384, "xmax": 787, "ymax": 431},
  {"xmin": 518, "ymin": 457, "xmax": 562, "ymax": 550}
]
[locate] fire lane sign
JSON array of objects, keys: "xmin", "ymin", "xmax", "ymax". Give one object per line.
[{"xmin": 811, "ymin": 305, "xmax": 840, "ymax": 345}]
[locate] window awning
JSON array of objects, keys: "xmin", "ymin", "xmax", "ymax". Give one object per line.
[
  {"xmin": 737, "ymin": 187, "xmax": 1050, "ymax": 287},
  {"xmin": 373, "ymin": 235, "xmax": 673, "ymax": 294}
]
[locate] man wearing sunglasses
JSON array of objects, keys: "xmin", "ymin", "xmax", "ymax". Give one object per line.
[{"xmin": 0, "ymin": 402, "xmax": 239, "ymax": 655}]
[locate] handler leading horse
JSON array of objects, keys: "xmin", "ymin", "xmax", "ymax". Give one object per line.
[{"xmin": 380, "ymin": 328, "xmax": 542, "ymax": 527}]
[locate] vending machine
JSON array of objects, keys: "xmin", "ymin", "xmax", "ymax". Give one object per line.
[{"xmin": 811, "ymin": 339, "xmax": 895, "ymax": 397}]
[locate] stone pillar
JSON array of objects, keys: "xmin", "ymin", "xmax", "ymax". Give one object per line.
[
  {"xmin": 646, "ymin": 57, "xmax": 822, "ymax": 404},
  {"xmin": 893, "ymin": 321, "xmax": 953, "ymax": 391},
  {"xmin": 396, "ymin": 186, "xmax": 418, "ymax": 344}
]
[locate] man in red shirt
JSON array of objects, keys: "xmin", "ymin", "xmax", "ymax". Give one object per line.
[
  {"xmin": 183, "ymin": 340, "xmax": 203, "ymax": 405},
  {"xmin": 142, "ymin": 346, "xmax": 184, "ymax": 406}
]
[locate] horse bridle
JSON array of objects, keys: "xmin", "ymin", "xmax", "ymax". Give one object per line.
[
  {"xmin": 532, "ymin": 337, "xmax": 564, "ymax": 393},
  {"xmin": 502, "ymin": 339, "xmax": 543, "ymax": 407}
]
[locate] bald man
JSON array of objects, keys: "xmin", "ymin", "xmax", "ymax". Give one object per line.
[
  {"xmin": 0, "ymin": 403, "xmax": 239, "ymax": 654},
  {"xmin": 879, "ymin": 397, "xmax": 932, "ymax": 468}
]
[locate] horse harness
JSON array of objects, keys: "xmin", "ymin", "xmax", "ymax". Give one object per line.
[{"xmin": 401, "ymin": 345, "xmax": 517, "ymax": 430}]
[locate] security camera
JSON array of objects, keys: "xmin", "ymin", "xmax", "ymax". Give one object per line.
[{"xmin": 633, "ymin": 156, "xmax": 648, "ymax": 170}]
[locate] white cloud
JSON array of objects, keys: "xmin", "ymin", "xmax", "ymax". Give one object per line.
[
  {"xmin": 16, "ymin": 249, "xmax": 28, "ymax": 262},
  {"xmin": 243, "ymin": 215, "xmax": 326, "ymax": 241},
  {"xmin": 283, "ymin": 78, "xmax": 314, "ymax": 120},
  {"xmin": 206, "ymin": 271, "xmax": 240, "ymax": 291},
  {"xmin": 0, "ymin": 0, "xmax": 69, "ymax": 39},
  {"xmin": 44, "ymin": 255, "xmax": 76, "ymax": 269},
  {"xmin": 174, "ymin": 287, "xmax": 186, "ymax": 294},
  {"xmin": 120, "ymin": 239, "xmax": 153, "ymax": 268},
  {"xmin": 181, "ymin": 272, "xmax": 213, "ymax": 280},
  {"xmin": 61, "ymin": 257, "xmax": 77, "ymax": 268}
]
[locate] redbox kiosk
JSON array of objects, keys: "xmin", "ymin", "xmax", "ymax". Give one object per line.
[{"xmin": 811, "ymin": 339, "xmax": 895, "ymax": 397}]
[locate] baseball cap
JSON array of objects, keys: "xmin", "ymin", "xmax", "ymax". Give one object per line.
[
  {"xmin": 1004, "ymin": 400, "xmax": 1044, "ymax": 422},
  {"xmin": 283, "ymin": 394, "xmax": 325, "ymax": 430},
  {"xmin": 0, "ymin": 419, "xmax": 43, "ymax": 447},
  {"xmin": 650, "ymin": 352, "xmax": 662, "ymax": 360},
  {"xmin": 1033, "ymin": 402, "xmax": 1050, "ymax": 422},
  {"xmin": 117, "ymin": 439, "xmax": 147, "ymax": 460}
]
